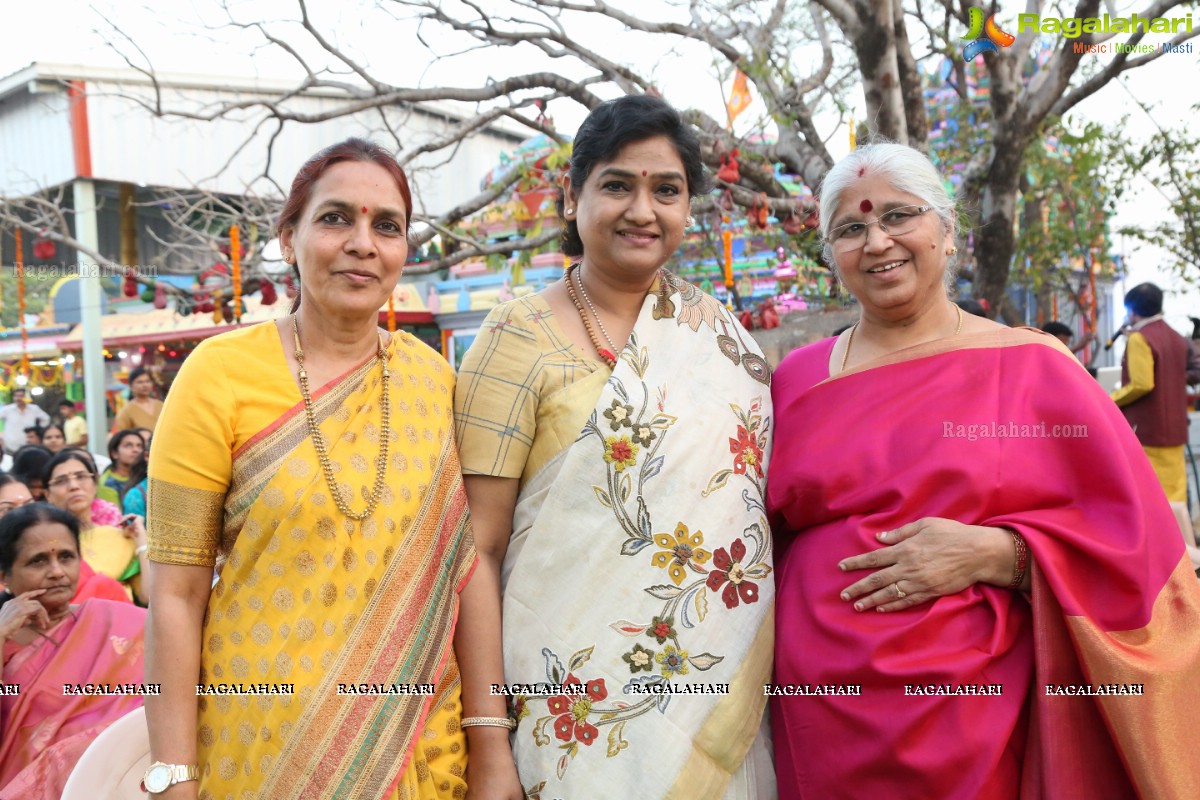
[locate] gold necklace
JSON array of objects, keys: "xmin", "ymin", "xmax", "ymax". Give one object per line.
[
  {"xmin": 291, "ymin": 314, "xmax": 390, "ymax": 521},
  {"xmin": 840, "ymin": 303, "xmax": 963, "ymax": 373}
]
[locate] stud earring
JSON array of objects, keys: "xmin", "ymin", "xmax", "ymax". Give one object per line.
[
  {"xmin": 946, "ymin": 246, "xmax": 958, "ymax": 256},
  {"xmin": 565, "ymin": 207, "xmax": 574, "ymax": 215},
  {"xmin": 685, "ymin": 215, "xmax": 695, "ymax": 227}
]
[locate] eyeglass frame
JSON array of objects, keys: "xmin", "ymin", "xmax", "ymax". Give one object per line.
[
  {"xmin": 47, "ymin": 471, "xmax": 97, "ymax": 489},
  {"xmin": 825, "ymin": 204, "xmax": 935, "ymax": 252}
]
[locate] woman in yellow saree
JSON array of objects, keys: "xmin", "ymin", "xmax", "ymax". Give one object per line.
[{"xmin": 144, "ymin": 139, "xmax": 475, "ymax": 800}]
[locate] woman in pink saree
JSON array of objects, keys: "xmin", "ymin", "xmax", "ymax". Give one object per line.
[
  {"xmin": 0, "ymin": 503, "xmax": 147, "ymax": 799},
  {"xmin": 769, "ymin": 143, "xmax": 1200, "ymax": 798}
]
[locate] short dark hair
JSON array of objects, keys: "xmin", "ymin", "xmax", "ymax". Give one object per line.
[
  {"xmin": 0, "ymin": 502, "xmax": 80, "ymax": 576},
  {"xmin": 58, "ymin": 399, "xmax": 75, "ymax": 410},
  {"xmin": 11, "ymin": 446, "xmax": 52, "ymax": 487},
  {"xmin": 557, "ymin": 94, "xmax": 710, "ymax": 257},
  {"xmin": 1125, "ymin": 283, "xmax": 1163, "ymax": 317},
  {"xmin": 1040, "ymin": 321, "xmax": 1073, "ymax": 339}
]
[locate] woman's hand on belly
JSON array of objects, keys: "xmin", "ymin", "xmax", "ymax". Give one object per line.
[{"xmin": 836, "ymin": 518, "xmax": 1016, "ymax": 612}]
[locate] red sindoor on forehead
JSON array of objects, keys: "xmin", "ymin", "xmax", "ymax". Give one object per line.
[
  {"xmin": 859, "ymin": 199, "xmax": 873, "ymax": 213},
  {"xmin": 858, "ymin": 167, "xmax": 866, "ymax": 177},
  {"xmin": 642, "ymin": 170, "xmax": 647, "ymax": 176},
  {"xmin": 361, "ymin": 206, "xmax": 368, "ymax": 213}
]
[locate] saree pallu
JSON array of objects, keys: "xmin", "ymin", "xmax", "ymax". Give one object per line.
[
  {"xmin": 148, "ymin": 323, "xmax": 475, "ymax": 800},
  {"xmin": 502, "ymin": 275, "xmax": 776, "ymax": 799},
  {"xmin": 769, "ymin": 329, "xmax": 1200, "ymax": 799},
  {"xmin": 0, "ymin": 599, "xmax": 147, "ymax": 799}
]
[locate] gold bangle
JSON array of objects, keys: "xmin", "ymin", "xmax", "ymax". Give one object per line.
[
  {"xmin": 460, "ymin": 716, "xmax": 515, "ymax": 731},
  {"xmin": 1008, "ymin": 530, "xmax": 1028, "ymax": 589}
]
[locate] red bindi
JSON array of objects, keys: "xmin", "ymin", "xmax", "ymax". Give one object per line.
[
  {"xmin": 361, "ymin": 206, "xmax": 368, "ymax": 214},
  {"xmin": 642, "ymin": 170, "xmax": 647, "ymax": 177},
  {"xmin": 859, "ymin": 199, "xmax": 873, "ymax": 213}
]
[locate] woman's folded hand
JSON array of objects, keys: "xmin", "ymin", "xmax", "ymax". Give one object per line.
[{"xmin": 837, "ymin": 518, "xmax": 1015, "ymax": 612}]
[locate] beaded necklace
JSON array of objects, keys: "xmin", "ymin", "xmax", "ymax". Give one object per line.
[{"xmin": 565, "ymin": 264, "xmax": 618, "ymax": 367}]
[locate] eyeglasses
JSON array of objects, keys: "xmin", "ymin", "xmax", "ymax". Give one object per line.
[
  {"xmin": 48, "ymin": 471, "xmax": 95, "ymax": 489},
  {"xmin": 827, "ymin": 205, "xmax": 933, "ymax": 252}
]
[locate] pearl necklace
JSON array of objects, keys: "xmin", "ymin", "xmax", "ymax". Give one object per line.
[
  {"xmin": 292, "ymin": 314, "xmax": 391, "ymax": 521},
  {"xmin": 840, "ymin": 304, "xmax": 964, "ymax": 373},
  {"xmin": 565, "ymin": 264, "xmax": 618, "ymax": 366}
]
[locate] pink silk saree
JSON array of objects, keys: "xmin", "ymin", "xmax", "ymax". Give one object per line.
[
  {"xmin": 768, "ymin": 329, "xmax": 1200, "ymax": 799},
  {"xmin": 0, "ymin": 598, "xmax": 147, "ymax": 799}
]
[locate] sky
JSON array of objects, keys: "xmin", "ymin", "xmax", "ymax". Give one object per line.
[{"xmin": 2, "ymin": 0, "xmax": 1198, "ymax": 346}]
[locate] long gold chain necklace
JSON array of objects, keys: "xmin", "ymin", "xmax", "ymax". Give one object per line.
[
  {"xmin": 565, "ymin": 264, "xmax": 618, "ymax": 367},
  {"xmin": 292, "ymin": 314, "xmax": 390, "ymax": 521},
  {"xmin": 840, "ymin": 303, "xmax": 964, "ymax": 373}
]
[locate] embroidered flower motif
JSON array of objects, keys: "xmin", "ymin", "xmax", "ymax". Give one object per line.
[
  {"xmin": 650, "ymin": 522, "xmax": 712, "ymax": 585},
  {"xmin": 655, "ymin": 645, "xmax": 690, "ymax": 678},
  {"xmin": 645, "ymin": 615, "xmax": 676, "ymax": 644},
  {"xmin": 676, "ymin": 282, "xmax": 721, "ymax": 332},
  {"xmin": 512, "ymin": 694, "xmax": 530, "ymax": 723},
  {"xmin": 729, "ymin": 425, "xmax": 765, "ymax": 479},
  {"xmin": 706, "ymin": 538, "xmax": 760, "ymax": 609},
  {"xmin": 603, "ymin": 436, "xmax": 639, "ymax": 472},
  {"xmin": 631, "ymin": 423, "xmax": 657, "ymax": 447},
  {"xmin": 548, "ymin": 673, "xmax": 606, "ymax": 746},
  {"xmin": 603, "ymin": 400, "xmax": 634, "ymax": 430},
  {"xmin": 622, "ymin": 643, "xmax": 656, "ymax": 674}
]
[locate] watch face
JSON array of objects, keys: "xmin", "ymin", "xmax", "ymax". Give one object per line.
[{"xmin": 144, "ymin": 764, "xmax": 172, "ymax": 793}]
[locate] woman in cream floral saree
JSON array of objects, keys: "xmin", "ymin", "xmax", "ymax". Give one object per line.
[{"xmin": 454, "ymin": 95, "xmax": 775, "ymax": 799}]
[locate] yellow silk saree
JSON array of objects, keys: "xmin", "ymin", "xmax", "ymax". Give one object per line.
[{"xmin": 148, "ymin": 322, "xmax": 475, "ymax": 800}]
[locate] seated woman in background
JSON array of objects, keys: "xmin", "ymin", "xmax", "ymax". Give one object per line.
[
  {"xmin": 96, "ymin": 430, "xmax": 145, "ymax": 506},
  {"xmin": 110, "ymin": 367, "xmax": 163, "ymax": 434},
  {"xmin": 768, "ymin": 142, "xmax": 1200, "ymax": 798},
  {"xmin": 0, "ymin": 502, "xmax": 148, "ymax": 800},
  {"xmin": 43, "ymin": 450, "xmax": 148, "ymax": 605},
  {"xmin": 39, "ymin": 424, "xmax": 66, "ymax": 455}
]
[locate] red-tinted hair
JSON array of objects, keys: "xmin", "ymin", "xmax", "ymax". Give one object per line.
[
  {"xmin": 276, "ymin": 138, "xmax": 414, "ymax": 312},
  {"xmin": 276, "ymin": 137, "xmax": 413, "ymax": 236}
]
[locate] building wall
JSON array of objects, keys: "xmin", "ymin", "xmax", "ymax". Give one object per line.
[
  {"xmin": 0, "ymin": 86, "xmax": 75, "ymax": 195},
  {"xmin": 81, "ymin": 79, "xmax": 521, "ymax": 217}
]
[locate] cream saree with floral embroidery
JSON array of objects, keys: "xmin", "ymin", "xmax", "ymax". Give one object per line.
[{"xmin": 500, "ymin": 275, "xmax": 776, "ymax": 799}]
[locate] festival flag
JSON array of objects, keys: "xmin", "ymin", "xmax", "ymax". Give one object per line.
[{"xmin": 726, "ymin": 70, "xmax": 752, "ymax": 126}]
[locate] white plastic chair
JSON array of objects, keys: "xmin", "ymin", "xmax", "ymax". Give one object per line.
[{"xmin": 61, "ymin": 705, "xmax": 152, "ymax": 799}]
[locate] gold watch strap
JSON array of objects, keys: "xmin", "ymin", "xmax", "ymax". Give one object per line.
[{"xmin": 169, "ymin": 763, "xmax": 200, "ymax": 784}]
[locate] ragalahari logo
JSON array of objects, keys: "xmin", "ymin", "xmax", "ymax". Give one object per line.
[{"xmin": 962, "ymin": 8, "xmax": 1015, "ymax": 60}]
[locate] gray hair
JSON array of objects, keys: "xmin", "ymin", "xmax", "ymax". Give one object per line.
[{"xmin": 819, "ymin": 142, "xmax": 961, "ymax": 293}]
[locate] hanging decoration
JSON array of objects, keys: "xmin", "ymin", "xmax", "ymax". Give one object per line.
[
  {"xmin": 32, "ymin": 232, "xmax": 56, "ymax": 261},
  {"xmin": 849, "ymin": 117, "xmax": 857, "ymax": 151},
  {"xmin": 717, "ymin": 149, "xmax": 741, "ymax": 184},
  {"xmin": 14, "ymin": 229, "xmax": 29, "ymax": 379},
  {"xmin": 259, "ymin": 278, "xmax": 277, "ymax": 306},
  {"xmin": 230, "ymin": 225, "xmax": 243, "ymax": 324},
  {"xmin": 722, "ymin": 221, "xmax": 734, "ymax": 289},
  {"xmin": 387, "ymin": 294, "xmax": 397, "ymax": 333}
]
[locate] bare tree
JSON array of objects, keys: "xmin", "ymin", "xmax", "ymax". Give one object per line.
[{"xmin": 15, "ymin": 0, "xmax": 1198, "ymax": 315}]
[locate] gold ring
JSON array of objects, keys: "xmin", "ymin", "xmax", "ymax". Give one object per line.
[{"xmin": 894, "ymin": 584, "xmax": 906, "ymax": 599}]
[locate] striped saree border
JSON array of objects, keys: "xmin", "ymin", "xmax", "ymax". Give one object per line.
[
  {"xmin": 260, "ymin": 432, "xmax": 475, "ymax": 799},
  {"xmin": 224, "ymin": 353, "xmax": 380, "ymax": 543}
]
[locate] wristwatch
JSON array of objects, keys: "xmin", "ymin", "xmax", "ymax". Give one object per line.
[{"xmin": 140, "ymin": 762, "xmax": 199, "ymax": 794}]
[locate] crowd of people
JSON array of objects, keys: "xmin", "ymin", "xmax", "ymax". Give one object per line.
[{"xmin": 1, "ymin": 95, "xmax": 1198, "ymax": 800}]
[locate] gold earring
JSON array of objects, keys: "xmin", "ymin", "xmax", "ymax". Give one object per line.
[{"xmin": 946, "ymin": 246, "xmax": 958, "ymax": 256}]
